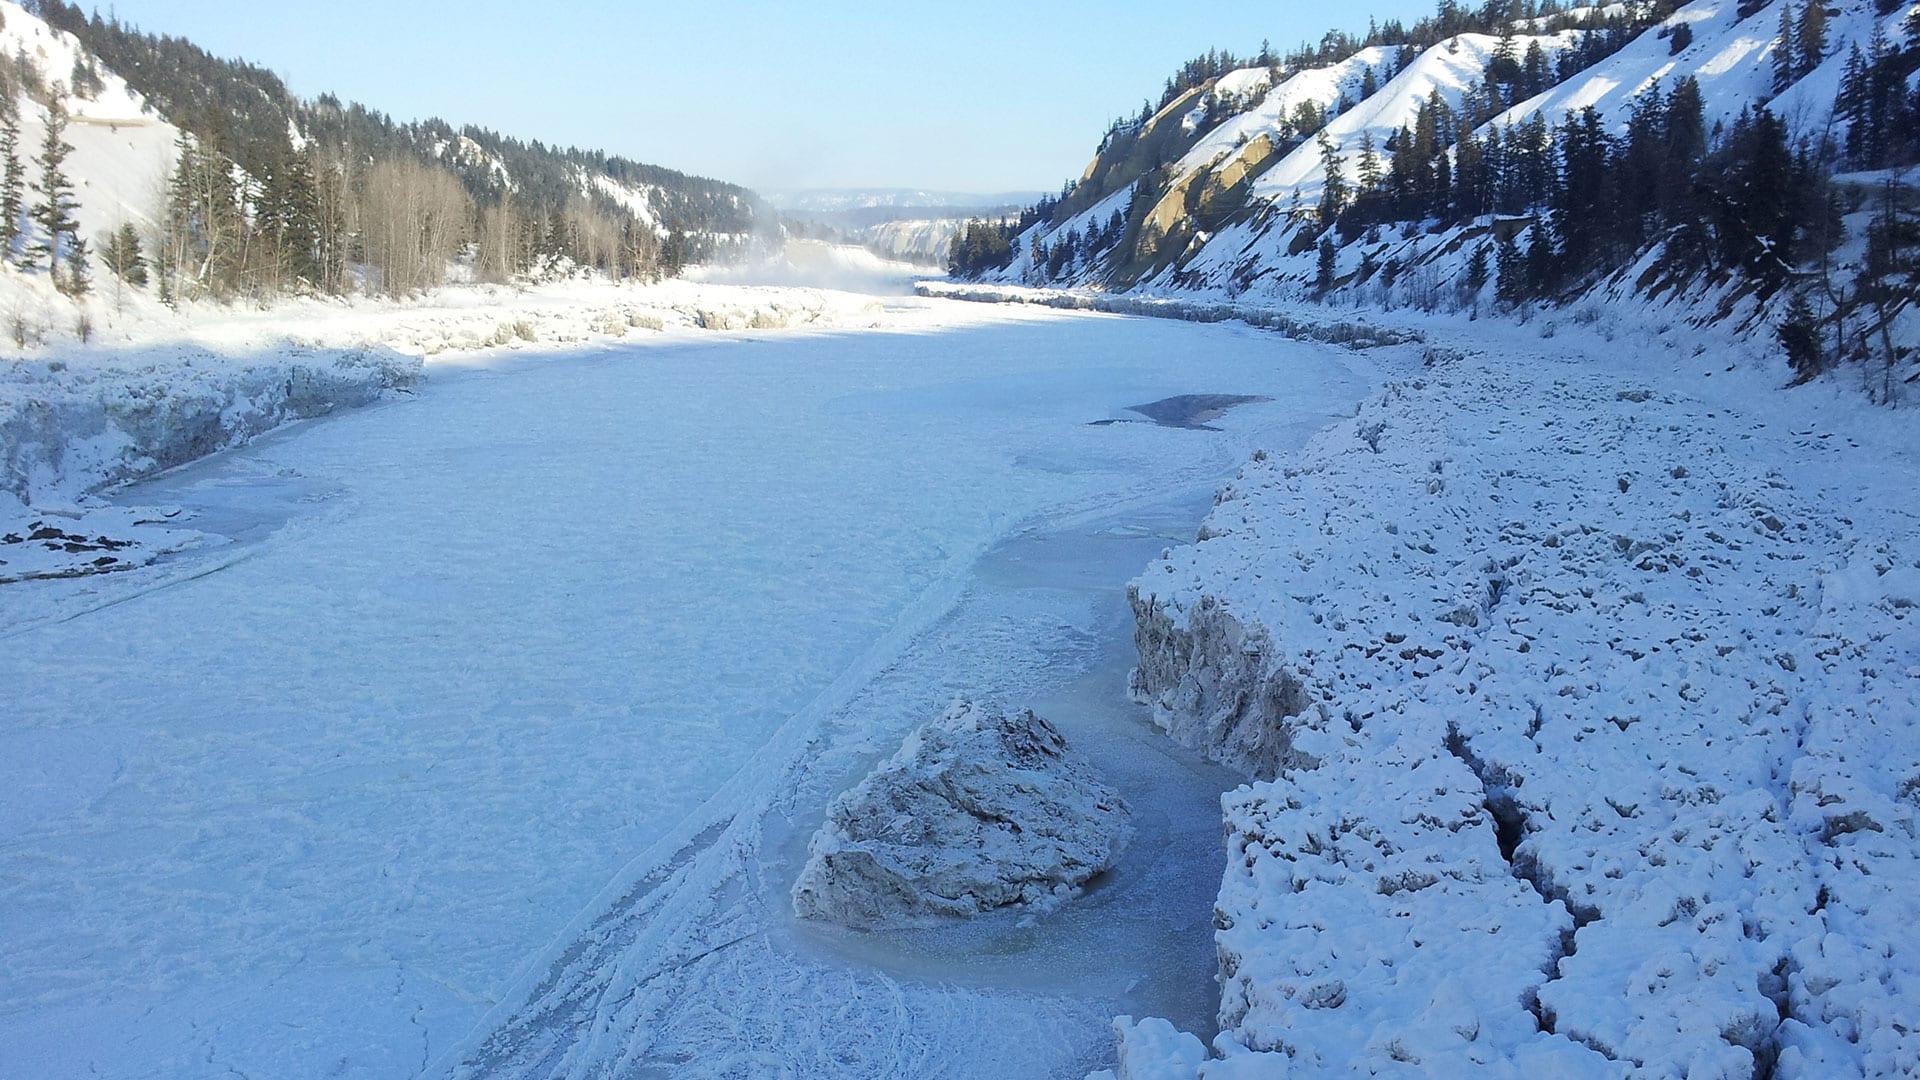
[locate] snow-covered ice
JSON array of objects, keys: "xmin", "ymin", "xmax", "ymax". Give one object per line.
[
  {"xmin": 792, "ymin": 698, "xmax": 1131, "ymax": 929},
  {"xmin": 0, "ymin": 290, "xmax": 1366, "ymax": 1078}
]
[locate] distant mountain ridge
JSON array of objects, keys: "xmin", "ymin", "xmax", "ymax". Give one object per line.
[
  {"xmin": 766, "ymin": 188, "xmax": 1045, "ymax": 214},
  {"xmin": 770, "ymin": 188, "xmax": 1041, "ymax": 268}
]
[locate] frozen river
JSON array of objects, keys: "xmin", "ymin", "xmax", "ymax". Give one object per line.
[{"xmin": 1, "ymin": 296, "xmax": 1365, "ymax": 1078}]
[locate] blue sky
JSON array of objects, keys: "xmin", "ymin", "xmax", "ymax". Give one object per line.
[{"xmin": 107, "ymin": 1, "xmax": 1439, "ymax": 194}]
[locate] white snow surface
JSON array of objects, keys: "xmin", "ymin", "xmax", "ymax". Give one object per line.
[
  {"xmin": 0, "ymin": 0, "xmax": 182, "ymax": 240},
  {"xmin": 792, "ymin": 698, "xmax": 1131, "ymax": 929},
  {"xmin": 1250, "ymin": 32, "xmax": 1577, "ymax": 204},
  {"xmin": 0, "ymin": 276, "xmax": 1369, "ymax": 1078},
  {"xmin": 1112, "ymin": 308, "xmax": 1920, "ymax": 1078}
]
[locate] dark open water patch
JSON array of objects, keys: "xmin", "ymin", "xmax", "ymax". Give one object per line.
[{"xmin": 1089, "ymin": 394, "xmax": 1272, "ymax": 431}]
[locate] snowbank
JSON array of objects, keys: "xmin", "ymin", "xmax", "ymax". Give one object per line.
[
  {"xmin": 918, "ymin": 282, "xmax": 1416, "ymax": 350},
  {"xmin": 0, "ymin": 345, "xmax": 420, "ymax": 506},
  {"xmin": 0, "ymin": 263, "xmax": 916, "ymax": 504},
  {"xmin": 792, "ymin": 699, "xmax": 1131, "ymax": 929},
  {"xmin": 1115, "ymin": 334, "xmax": 1920, "ymax": 1077}
]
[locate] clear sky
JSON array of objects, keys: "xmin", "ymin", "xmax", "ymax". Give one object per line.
[{"xmin": 104, "ymin": 1, "xmax": 1441, "ymax": 195}]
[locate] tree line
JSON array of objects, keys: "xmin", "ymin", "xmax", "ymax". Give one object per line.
[{"xmin": 12, "ymin": 0, "xmax": 768, "ymax": 305}]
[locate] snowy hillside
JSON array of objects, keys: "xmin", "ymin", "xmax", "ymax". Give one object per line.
[
  {"xmin": 860, "ymin": 217, "xmax": 965, "ymax": 264},
  {"xmin": 976, "ymin": 0, "xmax": 1920, "ymax": 385},
  {"xmin": 0, "ymin": 3, "xmax": 179, "ymax": 242},
  {"xmin": 1247, "ymin": 32, "xmax": 1577, "ymax": 203}
]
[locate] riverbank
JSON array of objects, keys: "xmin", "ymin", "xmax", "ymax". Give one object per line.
[
  {"xmin": 1107, "ymin": 311, "xmax": 1920, "ymax": 1078},
  {"xmin": 0, "ymin": 274, "xmax": 935, "ymax": 602}
]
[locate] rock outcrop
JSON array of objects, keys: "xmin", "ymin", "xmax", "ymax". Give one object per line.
[{"xmin": 792, "ymin": 699, "xmax": 1130, "ymax": 930}]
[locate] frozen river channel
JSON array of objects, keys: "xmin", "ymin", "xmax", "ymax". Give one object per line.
[{"xmin": 1, "ymin": 297, "xmax": 1366, "ymax": 1078}]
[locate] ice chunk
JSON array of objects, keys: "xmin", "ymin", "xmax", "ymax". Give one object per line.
[{"xmin": 792, "ymin": 699, "xmax": 1130, "ymax": 929}]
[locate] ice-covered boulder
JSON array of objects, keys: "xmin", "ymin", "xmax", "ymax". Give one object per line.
[{"xmin": 792, "ymin": 699, "xmax": 1130, "ymax": 929}]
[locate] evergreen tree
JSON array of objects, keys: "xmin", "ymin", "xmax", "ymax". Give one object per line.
[
  {"xmin": 1315, "ymin": 234, "xmax": 1338, "ymax": 293},
  {"xmin": 29, "ymin": 98, "xmax": 77, "ymax": 277},
  {"xmin": 1466, "ymin": 242, "xmax": 1491, "ymax": 293},
  {"xmin": 64, "ymin": 233, "xmax": 89, "ymax": 295},
  {"xmin": 1773, "ymin": 2, "xmax": 1799, "ymax": 94},
  {"xmin": 1838, "ymin": 43, "xmax": 1870, "ymax": 150},
  {"xmin": 1553, "ymin": 107, "xmax": 1617, "ymax": 278},
  {"xmin": 1454, "ymin": 127, "xmax": 1489, "ymax": 221},
  {"xmin": 161, "ymin": 130, "xmax": 248, "ymax": 297},
  {"xmin": 1712, "ymin": 108, "xmax": 1798, "ymax": 282},
  {"xmin": 1522, "ymin": 41, "xmax": 1549, "ymax": 96},
  {"xmin": 1495, "ymin": 227, "xmax": 1524, "ymax": 305},
  {"xmin": 0, "ymin": 81, "xmax": 19, "ymax": 262},
  {"xmin": 100, "ymin": 222, "xmax": 147, "ymax": 286},
  {"xmin": 1777, "ymin": 292, "xmax": 1823, "ymax": 382},
  {"xmin": 1794, "ymin": 0, "xmax": 1828, "ymax": 80},
  {"xmin": 661, "ymin": 229, "xmax": 687, "ymax": 276},
  {"xmin": 1525, "ymin": 223, "xmax": 1558, "ymax": 296},
  {"xmin": 1317, "ymin": 130, "xmax": 1348, "ymax": 226},
  {"xmin": 1618, "ymin": 82, "xmax": 1667, "ymax": 251},
  {"xmin": 1489, "ymin": 28, "xmax": 1521, "ymax": 84},
  {"xmin": 161, "ymin": 130, "xmax": 197, "ymax": 295},
  {"xmin": 1661, "ymin": 78, "xmax": 1713, "ymax": 268},
  {"xmin": 1356, "ymin": 131, "xmax": 1384, "ymax": 192},
  {"xmin": 255, "ymin": 135, "xmax": 320, "ymax": 287}
]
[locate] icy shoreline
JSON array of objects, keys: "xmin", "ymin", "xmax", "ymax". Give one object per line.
[
  {"xmin": 0, "ymin": 345, "xmax": 422, "ymax": 508},
  {"xmin": 1112, "ymin": 331, "xmax": 1920, "ymax": 1077},
  {"xmin": 918, "ymin": 281, "xmax": 1418, "ymax": 352},
  {"xmin": 0, "ymin": 277, "xmax": 918, "ymax": 588}
]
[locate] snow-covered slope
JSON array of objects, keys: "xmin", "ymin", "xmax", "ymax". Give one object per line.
[
  {"xmin": 860, "ymin": 217, "xmax": 966, "ymax": 264},
  {"xmin": 1252, "ymin": 32, "xmax": 1576, "ymax": 203},
  {"xmin": 0, "ymin": 2, "xmax": 180, "ymax": 240},
  {"xmin": 990, "ymin": 0, "xmax": 1913, "ymax": 335},
  {"xmin": 1171, "ymin": 49, "xmax": 1391, "ymax": 177},
  {"xmin": 1489, "ymin": 0, "xmax": 1871, "ymax": 136}
]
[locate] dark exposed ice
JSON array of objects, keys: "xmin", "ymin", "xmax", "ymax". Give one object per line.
[{"xmin": 1090, "ymin": 393, "xmax": 1273, "ymax": 430}]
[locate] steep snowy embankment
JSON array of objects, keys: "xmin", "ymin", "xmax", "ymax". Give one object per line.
[
  {"xmin": 1114, "ymin": 323, "xmax": 1920, "ymax": 1078},
  {"xmin": 0, "ymin": 345, "xmax": 420, "ymax": 508}
]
